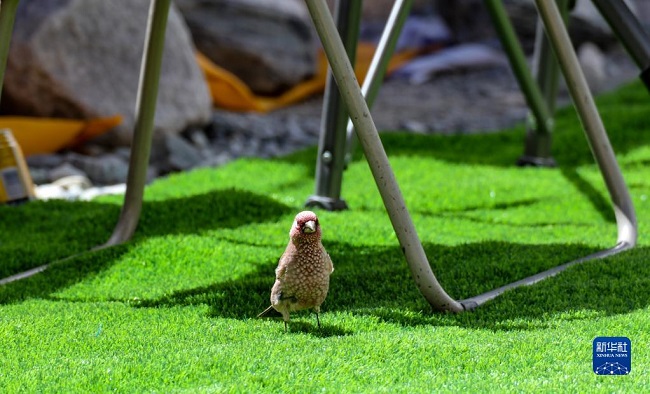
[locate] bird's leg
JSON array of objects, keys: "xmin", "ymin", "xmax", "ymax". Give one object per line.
[
  {"xmin": 280, "ymin": 309, "xmax": 290, "ymax": 333},
  {"xmin": 313, "ymin": 306, "xmax": 322, "ymax": 328}
]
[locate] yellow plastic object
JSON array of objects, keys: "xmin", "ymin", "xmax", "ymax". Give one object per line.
[
  {"xmin": 0, "ymin": 115, "xmax": 123, "ymax": 156},
  {"xmin": 0, "ymin": 129, "xmax": 35, "ymax": 203},
  {"xmin": 197, "ymin": 43, "xmax": 420, "ymax": 113}
]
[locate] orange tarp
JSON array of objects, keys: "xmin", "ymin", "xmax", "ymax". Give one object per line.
[
  {"xmin": 198, "ymin": 43, "xmax": 419, "ymax": 113},
  {"xmin": 1, "ymin": 115, "xmax": 123, "ymax": 156}
]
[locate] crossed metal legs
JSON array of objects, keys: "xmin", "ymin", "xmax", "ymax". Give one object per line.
[{"xmin": 304, "ymin": 0, "xmax": 636, "ymax": 311}]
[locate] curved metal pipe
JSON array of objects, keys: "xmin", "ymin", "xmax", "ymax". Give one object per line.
[
  {"xmin": 534, "ymin": 0, "xmax": 637, "ymax": 247},
  {"xmin": 104, "ymin": 0, "xmax": 171, "ymax": 247},
  {"xmin": 304, "ymin": 0, "xmax": 464, "ymax": 312},
  {"xmin": 462, "ymin": 0, "xmax": 638, "ymax": 309}
]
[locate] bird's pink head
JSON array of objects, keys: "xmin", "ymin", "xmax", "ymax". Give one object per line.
[{"xmin": 290, "ymin": 210, "xmax": 321, "ymax": 244}]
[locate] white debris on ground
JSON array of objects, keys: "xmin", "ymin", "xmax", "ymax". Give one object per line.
[{"xmin": 34, "ymin": 175, "xmax": 125, "ymax": 201}]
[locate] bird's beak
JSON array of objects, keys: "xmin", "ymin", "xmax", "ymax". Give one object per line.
[{"xmin": 303, "ymin": 220, "xmax": 316, "ymax": 233}]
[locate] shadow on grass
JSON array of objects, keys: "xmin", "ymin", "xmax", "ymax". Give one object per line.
[
  {"xmin": 132, "ymin": 241, "xmax": 650, "ymax": 332},
  {"xmin": 0, "ymin": 188, "xmax": 292, "ymax": 301},
  {"xmin": 560, "ymin": 168, "xmax": 615, "ymax": 223},
  {"xmin": 0, "ymin": 243, "xmax": 132, "ymax": 304},
  {"xmin": 135, "ymin": 188, "xmax": 292, "ymax": 238},
  {"xmin": 287, "ymin": 321, "xmax": 354, "ymax": 338}
]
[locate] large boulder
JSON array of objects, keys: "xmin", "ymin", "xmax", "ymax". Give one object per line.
[
  {"xmin": 175, "ymin": 0, "xmax": 319, "ymax": 96},
  {"xmin": 2, "ymin": 0, "xmax": 212, "ymax": 146}
]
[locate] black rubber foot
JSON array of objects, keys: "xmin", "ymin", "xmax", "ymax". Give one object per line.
[
  {"xmin": 304, "ymin": 195, "xmax": 349, "ymax": 211},
  {"xmin": 459, "ymin": 300, "xmax": 479, "ymax": 311},
  {"xmin": 516, "ymin": 155, "xmax": 557, "ymax": 167}
]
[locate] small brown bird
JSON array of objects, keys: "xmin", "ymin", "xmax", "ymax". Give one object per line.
[{"xmin": 258, "ymin": 210, "xmax": 334, "ymax": 332}]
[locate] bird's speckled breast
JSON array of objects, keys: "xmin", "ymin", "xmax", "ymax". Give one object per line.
[{"xmin": 282, "ymin": 246, "xmax": 331, "ymax": 311}]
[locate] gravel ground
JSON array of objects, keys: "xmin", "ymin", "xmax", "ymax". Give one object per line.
[{"xmin": 271, "ymin": 45, "xmax": 638, "ymax": 136}]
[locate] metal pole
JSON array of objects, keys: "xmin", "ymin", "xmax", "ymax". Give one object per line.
[
  {"xmin": 304, "ymin": 0, "xmax": 464, "ymax": 312},
  {"xmin": 305, "ymin": 0, "xmax": 362, "ymax": 211},
  {"xmin": 592, "ymin": 0, "xmax": 650, "ymax": 69},
  {"xmin": 345, "ymin": 0, "xmax": 413, "ymax": 164},
  {"xmin": 591, "ymin": 0, "xmax": 650, "ymax": 90},
  {"xmin": 484, "ymin": 0, "xmax": 553, "ymax": 142},
  {"xmin": 518, "ymin": 0, "xmax": 569, "ymax": 166},
  {"xmin": 533, "ymin": 0, "xmax": 637, "ymax": 247},
  {"xmin": 0, "ymin": 0, "xmax": 20, "ymax": 102},
  {"xmin": 104, "ymin": 0, "xmax": 171, "ymax": 246}
]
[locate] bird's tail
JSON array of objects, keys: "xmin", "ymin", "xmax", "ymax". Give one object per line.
[{"xmin": 257, "ymin": 305, "xmax": 283, "ymax": 318}]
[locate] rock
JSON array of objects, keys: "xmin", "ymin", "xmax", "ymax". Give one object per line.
[
  {"xmin": 113, "ymin": 147, "xmax": 132, "ymax": 162},
  {"xmin": 578, "ymin": 42, "xmax": 607, "ymax": 92},
  {"xmin": 48, "ymin": 162, "xmax": 87, "ymax": 182},
  {"xmin": 163, "ymin": 133, "xmax": 204, "ymax": 171},
  {"xmin": 175, "ymin": 0, "xmax": 318, "ymax": 95},
  {"xmin": 3, "ymin": 0, "xmax": 211, "ymax": 146},
  {"xmin": 27, "ymin": 167, "xmax": 49, "ymax": 185},
  {"xmin": 67, "ymin": 153, "xmax": 130, "ymax": 185},
  {"xmin": 26, "ymin": 153, "xmax": 65, "ymax": 168},
  {"xmin": 634, "ymin": 1, "xmax": 650, "ymax": 29},
  {"xmin": 71, "ymin": 144, "xmax": 108, "ymax": 157},
  {"xmin": 185, "ymin": 127, "xmax": 211, "ymax": 151},
  {"xmin": 286, "ymin": 115, "xmax": 319, "ymax": 145},
  {"xmin": 198, "ymin": 152, "xmax": 232, "ymax": 169},
  {"xmin": 393, "ymin": 43, "xmax": 508, "ymax": 84},
  {"xmin": 436, "ymin": 0, "xmax": 495, "ymax": 45}
]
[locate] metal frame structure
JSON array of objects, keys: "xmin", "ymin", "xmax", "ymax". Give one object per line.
[
  {"xmin": 0, "ymin": 0, "xmax": 640, "ymax": 308},
  {"xmin": 309, "ymin": 0, "xmax": 650, "ymax": 198},
  {"xmin": 303, "ymin": 0, "xmax": 636, "ymax": 311}
]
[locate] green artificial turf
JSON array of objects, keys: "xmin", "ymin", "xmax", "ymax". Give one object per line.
[{"xmin": 1, "ymin": 81, "xmax": 649, "ymax": 392}]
